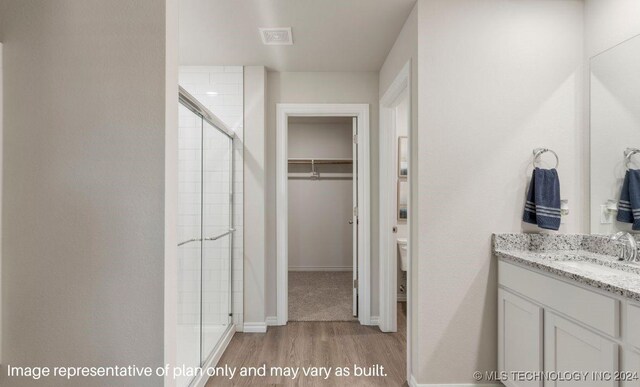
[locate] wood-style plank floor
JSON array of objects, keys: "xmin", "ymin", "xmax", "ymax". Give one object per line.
[{"xmin": 206, "ymin": 303, "xmax": 407, "ymax": 386}]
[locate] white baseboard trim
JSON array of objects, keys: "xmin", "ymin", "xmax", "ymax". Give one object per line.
[
  {"xmin": 288, "ymin": 266, "xmax": 353, "ymax": 272},
  {"xmin": 243, "ymin": 322, "xmax": 267, "ymax": 333},
  {"xmin": 266, "ymin": 316, "xmax": 278, "ymax": 326},
  {"xmin": 397, "ymin": 294, "xmax": 407, "ymax": 302},
  {"xmin": 370, "ymin": 315, "xmax": 380, "ymax": 325},
  {"xmin": 192, "ymin": 324, "xmax": 235, "ymax": 387}
]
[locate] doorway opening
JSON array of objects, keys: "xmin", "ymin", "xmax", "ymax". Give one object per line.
[
  {"xmin": 276, "ymin": 104, "xmax": 371, "ymax": 326},
  {"xmin": 287, "ymin": 116, "xmax": 357, "ymax": 321}
]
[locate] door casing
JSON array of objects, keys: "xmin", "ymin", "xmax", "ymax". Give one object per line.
[
  {"xmin": 379, "ymin": 61, "xmax": 413, "ymax": 381},
  {"xmin": 275, "ymin": 103, "xmax": 371, "ymax": 326}
]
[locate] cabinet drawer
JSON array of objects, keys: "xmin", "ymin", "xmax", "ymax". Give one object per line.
[{"xmin": 499, "ymin": 261, "xmax": 620, "ymax": 337}]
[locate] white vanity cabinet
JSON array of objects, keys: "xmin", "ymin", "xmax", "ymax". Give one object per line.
[
  {"xmin": 544, "ymin": 312, "xmax": 618, "ymax": 387},
  {"xmin": 622, "ymin": 303, "xmax": 640, "ymax": 387},
  {"xmin": 623, "ymin": 350, "xmax": 640, "ymax": 387},
  {"xmin": 498, "ymin": 260, "xmax": 634, "ymax": 387},
  {"xmin": 498, "ymin": 289, "xmax": 543, "ymax": 387}
]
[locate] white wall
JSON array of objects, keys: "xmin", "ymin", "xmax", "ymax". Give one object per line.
[
  {"xmin": 0, "ymin": 42, "xmax": 3, "ymax": 366},
  {"xmin": 266, "ymin": 71, "xmax": 379, "ymax": 319},
  {"xmin": 379, "ymin": 4, "xmax": 418, "ymax": 99},
  {"xmin": 243, "ymin": 66, "xmax": 267, "ymax": 327},
  {"xmin": 378, "ymin": 2, "xmax": 419, "ymax": 374},
  {"xmin": 415, "ymin": 0, "xmax": 585, "ymax": 383},
  {"xmin": 164, "ymin": 1, "xmax": 179, "ymax": 384},
  {"xmin": 1, "ymin": 1, "xmax": 173, "ymax": 386},
  {"xmin": 585, "ymin": 0, "xmax": 640, "ymax": 58},
  {"xmin": 288, "ymin": 119, "xmax": 353, "ymax": 271}
]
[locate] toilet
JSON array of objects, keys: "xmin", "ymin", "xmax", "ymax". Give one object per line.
[{"xmin": 397, "ymin": 238, "xmax": 408, "ymax": 271}]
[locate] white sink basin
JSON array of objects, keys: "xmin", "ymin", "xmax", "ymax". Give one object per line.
[{"xmin": 556, "ymin": 260, "xmax": 628, "ymax": 276}]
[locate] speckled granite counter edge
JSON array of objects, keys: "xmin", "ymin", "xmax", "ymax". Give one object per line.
[
  {"xmin": 492, "ymin": 233, "xmax": 624, "ymax": 256},
  {"xmin": 494, "ymin": 249, "xmax": 640, "ymax": 302}
]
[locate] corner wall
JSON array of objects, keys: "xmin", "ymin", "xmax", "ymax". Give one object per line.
[
  {"xmin": 243, "ymin": 66, "xmax": 267, "ymax": 328},
  {"xmin": 164, "ymin": 0, "xmax": 179, "ymax": 384},
  {"xmin": 378, "ymin": 3, "xmax": 419, "ymax": 376},
  {"xmin": 1, "ymin": 1, "xmax": 171, "ymax": 385},
  {"xmin": 415, "ymin": 0, "xmax": 585, "ymax": 383},
  {"xmin": 585, "ymin": 0, "xmax": 640, "ymax": 58},
  {"xmin": 0, "ymin": 41, "xmax": 3, "ymax": 367}
]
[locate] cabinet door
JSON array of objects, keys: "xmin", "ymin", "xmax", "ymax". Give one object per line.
[
  {"xmin": 621, "ymin": 350, "xmax": 640, "ymax": 387},
  {"xmin": 545, "ymin": 312, "xmax": 619, "ymax": 387},
  {"xmin": 499, "ymin": 289, "xmax": 544, "ymax": 387}
]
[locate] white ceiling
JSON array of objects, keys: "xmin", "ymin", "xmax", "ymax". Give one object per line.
[{"xmin": 179, "ymin": 0, "xmax": 416, "ymax": 72}]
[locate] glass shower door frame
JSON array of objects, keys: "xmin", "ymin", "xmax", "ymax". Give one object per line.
[
  {"xmin": 200, "ymin": 119, "xmax": 234, "ymax": 364},
  {"xmin": 178, "ymin": 86, "xmax": 235, "ymax": 374}
]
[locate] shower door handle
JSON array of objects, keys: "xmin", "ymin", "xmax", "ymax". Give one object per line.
[
  {"xmin": 178, "ymin": 228, "xmax": 235, "ymax": 246},
  {"xmin": 204, "ymin": 228, "xmax": 235, "ymax": 242}
]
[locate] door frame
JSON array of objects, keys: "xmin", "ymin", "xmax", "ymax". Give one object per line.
[
  {"xmin": 379, "ymin": 61, "xmax": 413, "ymax": 381},
  {"xmin": 276, "ymin": 103, "xmax": 371, "ymax": 326},
  {"xmin": 379, "ymin": 61, "xmax": 411, "ymax": 329}
]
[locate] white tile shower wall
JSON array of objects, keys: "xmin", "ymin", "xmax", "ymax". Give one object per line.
[
  {"xmin": 178, "ymin": 104, "xmax": 202, "ymax": 327},
  {"xmin": 202, "ymin": 121, "xmax": 232, "ymax": 331},
  {"xmin": 180, "ymin": 66, "xmax": 244, "ymax": 330}
]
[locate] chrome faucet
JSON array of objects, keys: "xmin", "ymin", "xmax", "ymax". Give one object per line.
[{"xmin": 610, "ymin": 231, "xmax": 639, "ymax": 262}]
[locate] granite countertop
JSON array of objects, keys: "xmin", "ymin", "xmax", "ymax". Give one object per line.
[{"xmin": 493, "ymin": 233, "xmax": 640, "ymax": 302}]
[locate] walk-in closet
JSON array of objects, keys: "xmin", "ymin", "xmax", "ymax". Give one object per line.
[{"xmin": 287, "ymin": 116, "xmax": 357, "ymax": 321}]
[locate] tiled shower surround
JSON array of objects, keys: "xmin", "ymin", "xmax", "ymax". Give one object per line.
[{"xmin": 179, "ymin": 66, "xmax": 244, "ymax": 330}]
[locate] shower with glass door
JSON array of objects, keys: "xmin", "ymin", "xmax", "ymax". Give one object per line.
[{"xmin": 177, "ymin": 87, "xmax": 234, "ymax": 387}]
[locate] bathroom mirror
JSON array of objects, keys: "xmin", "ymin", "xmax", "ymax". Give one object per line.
[
  {"xmin": 398, "ymin": 136, "xmax": 408, "ymax": 179},
  {"xmin": 590, "ymin": 34, "xmax": 640, "ymax": 233},
  {"xmin": 398, "ymin": 181, "xmax": 408, "ymax": 222}
]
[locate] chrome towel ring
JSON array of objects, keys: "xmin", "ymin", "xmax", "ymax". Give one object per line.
[
  {"xmin": 625, "ymin": 148, "xmax": 640, "ymax": 170},
  {"xmin": 533, "ymin": 148, "xmax": 559, "ymax": 169}
]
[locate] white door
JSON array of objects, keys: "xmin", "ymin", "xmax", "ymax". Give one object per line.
[
  {"xmin": 498, "ymin": 289, "xmax": 543, "ymax": 387},
  {"xmin": 545, "ymin": 312, "xmax": 618, "ymax": 387},
  {"xmin": 352, "ymin": 117, "xmax": 358, "ymax": 317}
]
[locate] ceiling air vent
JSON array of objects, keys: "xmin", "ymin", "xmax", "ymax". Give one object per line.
[{"xmin": 259, "ymin": 28, "xmax": 293, "ymax": 45}]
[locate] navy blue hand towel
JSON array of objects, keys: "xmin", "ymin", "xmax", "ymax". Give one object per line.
[
  {"xmin": 616, "ymin": 169, "xmax": 640, "ymax": 230},
  {"xmin": 523, "ymin": 168, "xmax": 561, "ymax": 231}
]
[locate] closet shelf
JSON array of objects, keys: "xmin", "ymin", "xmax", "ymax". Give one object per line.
[
  {"xmin": 288, "ymin": 158, "xmax": 353, "ymax": 165},
  {"xmin": 288, "ymin": 158, "xmax": 353, "ymax": 180}
]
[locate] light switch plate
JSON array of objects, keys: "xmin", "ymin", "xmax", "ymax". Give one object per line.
[
  {"xmin": 601, "ymin": 204, "xmax": 613, "ymax": 224},
  {"xmin": 560, "ymin": 199, "xmax": 568, "ymax": 224}
]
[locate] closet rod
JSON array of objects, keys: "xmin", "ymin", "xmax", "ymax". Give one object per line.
[{"xmin": 288, "ymin": 158, "xmax": 353, "ymax": 165}]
